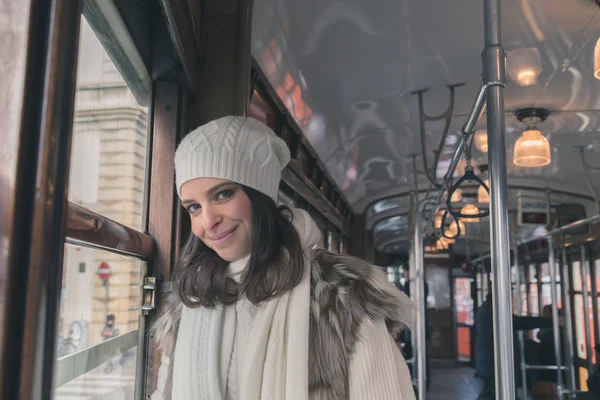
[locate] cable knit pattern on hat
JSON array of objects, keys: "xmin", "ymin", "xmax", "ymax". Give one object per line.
[{"xmin": 175, "ymin": 116, "xmax": 291, "ymax": 201}]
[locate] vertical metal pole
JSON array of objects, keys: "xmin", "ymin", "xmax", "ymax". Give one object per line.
[
  {"xmin": 560, "ymin": 245, "xmax": 576, "ymax": 392},
  {"xmin": 548, "ymin": 237, "xmax": 564, "ymax": 397},
  {"xmin": 511, "ymin": 214, "xmax": 528, "ymax": 400},
  {"xmin": 588, "ymin": 246, "xmax": 600, "ymax": 346},
  {"xmin": 409, "ymin": 154, "xmax": 420, "ymax": 375},
  {"xmin": 414, "ymin": 200, "xmax": 433, "ymax": 399},
  {"xmin": 483, "ymin": 0, "xmax": 514, "ymax": 398},
  {"xmin": 579, "ymin": 245, "xmax": 594, "ymax": 373},
  {"xmin": 409, "ymin": 245, "xmax": 417, "ymax": 373}
]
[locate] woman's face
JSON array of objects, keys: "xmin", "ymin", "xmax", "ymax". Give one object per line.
[{"xmin": 180, "ymin": 178, "xmax": 253, "ymax": 262}]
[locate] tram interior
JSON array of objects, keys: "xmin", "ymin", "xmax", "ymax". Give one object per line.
[{"xmin": 3, "ymin": 0, "xmax": 600, "ymax": 399}]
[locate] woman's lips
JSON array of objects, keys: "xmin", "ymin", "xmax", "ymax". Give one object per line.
[{"xmin": 210, "ymin": 226, "xmax": 237, "ymax": 247}]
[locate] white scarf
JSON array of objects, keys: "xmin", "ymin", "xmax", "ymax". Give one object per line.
[{"xmin": 172, "ymin": 208, "xmax": 320, "ymax": 400}]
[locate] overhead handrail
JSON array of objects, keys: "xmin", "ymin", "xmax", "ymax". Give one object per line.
[
  {"xmin": 445, "ymin": 165, "xmax": 490, "ymax": 219},
  {"xmin": 423, "ymin": 78, "xmax": 504, "ymax": 234},
  {"xmin": 440, "ymin": 208, "xmax": 462, "ymax": 239},
  {"xmin": 413, "ymin": 83, "xmax": 465, "ymax": 189}
]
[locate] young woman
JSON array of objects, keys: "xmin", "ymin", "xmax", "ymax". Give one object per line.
[{"xmin": 151, "ymin": 116, "xmax": 415, "ymax": 400}]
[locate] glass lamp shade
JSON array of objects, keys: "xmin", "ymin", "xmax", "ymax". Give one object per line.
[
  {"xmin": 440, "ymin": 236, "xmax": 455, "ymax": 245},
  {"xmin": 435, "ymin": 239, "xmax": 448, "ymax": 250},
  {"xmin": 595, "ymin": 37, "xmax": 600, "ymax": 80},
  {"xmin": 478, "ymin": 179, "xmax": 490, "ymax": 203},
  {"xmin": 513, "ymin": 129, "xmax": 551, "ymax": 167},
  {"xmin": 451, "ymin": 189, "xmax": 462, "ymax": 203},
  {"xmin": 507, "ymin": 48, "xmax": 542, "ymax": 86},
  {"xmin": 474, "ymin": 129, "xmax": 488, "ymax": 153},
  {"xmin": 434, "ymin": 213, "xmax": 443, "ymax": 229},
  {"xmin": 461, "ymin": 204, "xmax": 480, "ymax": 223},
  {"xmin": 446, "ymin": 220, "xmax": 466, "ymax": 237}
]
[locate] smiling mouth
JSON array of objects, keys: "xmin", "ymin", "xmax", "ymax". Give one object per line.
[{"xmin": 209, "ymin": 227, "xmax": 237, "ymax": 245}]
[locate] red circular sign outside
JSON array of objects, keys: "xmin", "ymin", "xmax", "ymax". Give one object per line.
[{"xmin": 97, "ymin": 262, "xmax": 111, "ymax": 281}]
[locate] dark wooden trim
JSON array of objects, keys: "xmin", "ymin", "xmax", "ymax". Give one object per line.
[
  {"xmin": 282, "ymin": 161, "xmax": 351, "ymax": 236},
  {"xmin": 159, "ymin": 0, "xmax": 203, "ymax": 99},
  {"xmin": 66, "ymin": 203, "xmax": 154, "ymax": 259},
  {"xmin": 144, "ymin": 81, "xmax": 181, "ymax": 397},
  {"xmin": 249, "ymin": 63, "xmax": 353, "ymax": 236},
  {"xmin": 0, "ymin": 1, "xmax": 84, "ymax": 398}
]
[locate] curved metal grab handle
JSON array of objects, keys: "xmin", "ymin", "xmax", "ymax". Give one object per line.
[
  {"xmin": 441, "ymin": 209, "xmax": 461, "ymax": 239},
  {"xmin": 445, "ymin": 169, "xmax": 490, "ymax": 219}
]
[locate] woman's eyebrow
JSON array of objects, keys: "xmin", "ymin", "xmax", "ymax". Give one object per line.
[
  {"xmin": 180, "ymin": 183, "xmax": 233, "ymax": 206},
  {"xmin": 205, "ymin": 182, "xmax": 233, "ymax": 197}
]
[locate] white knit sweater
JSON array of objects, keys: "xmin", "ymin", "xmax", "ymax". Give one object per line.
[
  {"xmin": 155, "ymin": 255, "xmax": 414, "ymax": 399},
  {"xmin": 219, "ymin": 302, "xmax": 412, "ymax": 400}
]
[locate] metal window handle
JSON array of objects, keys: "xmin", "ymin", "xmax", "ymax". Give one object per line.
[{"xmin": 141, "ymin": 276, "xmax": 156, "ymax": 315}]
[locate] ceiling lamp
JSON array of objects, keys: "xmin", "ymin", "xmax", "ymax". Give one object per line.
[
  {"xmin": 451, "ymin": 189, "xmax": 462, "ymax": 203},
  {"xmin": 474, "ymin": 129, "xmax": 488, "ymax": 153},
  {"xmin": 434, "ymin": 213, "xmax": 443, "ymax": 229},
  {"xmin": 478, "ymin": 179, "xmax": 490, "ymax": 203},
  {"xmin": 446, "ymin": 219, "xmax": 466, "ymax": 237},
  {"xmin": 595, "ymin": 38, "xmax": 600, "ymax": 79},
  {"xmin": 506, "ymin": 48, "xmax": 542, "ymax": 86},
  {"xmin": 461, "ymin": 204, "xmax": 480, "ymax": 223},
  {"xmin": 514, "ymin": 108, "xmax": 551, "ymax": 167},
  {"xmin": 435, "ymin": 239, "xmax": 448, "ymax": 250},
  {"xmin": 440, "ymin": 236, "xmax": 455, "ymax": 245}
]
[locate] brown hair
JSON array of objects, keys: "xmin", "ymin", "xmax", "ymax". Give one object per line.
[{"xmin": 173, "ymin": 185, "xmax": 305, "ymax": 307}]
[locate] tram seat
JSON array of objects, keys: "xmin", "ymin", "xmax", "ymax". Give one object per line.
[{"xmin": 531, "ymin": 380, "xmax": 557, "ymax": 400}]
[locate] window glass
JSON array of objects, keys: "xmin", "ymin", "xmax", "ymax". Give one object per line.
[
  {"xmin": 373, "ymin": 215, "xmax": 409, "ymax": 234},
  {"xmin": 54, "ymin": 243, "xmax": 144, "ymax": 398},
  {"xmin": 529, "ymin": 284, "xmax": 539, "ymax": 316},
  {"xmin": 528, "ymin": 264, "xmax": 538, "ymax": 283},
  {"xmin": 573, "ymin": 262, "xmax": 583, "ymax": 291},
  {"xmin": 68, "ymin": 17, "xmax": 149, "ymax": 230},
  {"xmin": 425, "ymin": 264, "xmax": 451, "ymax": 309},
  {"xmin": 330, "ymin": 233, "xmax": 339, "ymax": 253},
  {"xmin": 520, "ymin": 284, "xmax": 528, "ymax": 315}
]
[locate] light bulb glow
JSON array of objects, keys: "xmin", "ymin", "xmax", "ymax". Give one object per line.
[
  {"xmin": 446, "ymin": 220, "xmax": 466, "ymax": 237},
  {"xmin": 513, "ymin": 129, "xmax": 551, "ymax": 167},
  {"xmin": 478, "ymin": 179, "xmax": 490, "ymax": 203},
  {"xmin": 451, "ymin": 189, "xmax": 462, "ymax": 203},
  {"xmin": 474, "ymin": 129, "xmax": 488, "ymax": 153},
  {"xmin": 461, "ymin": 204, "xmax": 480, "ymax": 223},
  {"xmin": 507, "ymin": 48, "xmax": 542, "ymax": 86},
  {"xmin": 434, "ymin": 213, "xmax": 443, "ymax": 229}
]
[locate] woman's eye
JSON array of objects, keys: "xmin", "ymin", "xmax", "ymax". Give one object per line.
[
  {"xmin": 187, "ymin": 204, "xmax": 200, "ymax": 213},
  {"xmin": 216, "ymin": 189, "xmax": 234, "ymax": 201}
]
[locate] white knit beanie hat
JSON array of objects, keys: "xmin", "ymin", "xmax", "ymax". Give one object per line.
[{"xmin": 174, "ymin": 116, "xmax": 291, "ymax": 201}]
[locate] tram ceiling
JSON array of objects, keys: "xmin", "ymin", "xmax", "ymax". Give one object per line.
[{"xmin": 251, "ymin": 0, "xmax": 600, "ymax": 214}]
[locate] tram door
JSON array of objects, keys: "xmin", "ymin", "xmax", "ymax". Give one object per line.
[{"xmin": 453, "ymin": 275, "xmax": 475, "ymax": 364}]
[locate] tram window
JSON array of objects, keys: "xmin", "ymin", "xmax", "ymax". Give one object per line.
[
  {"xmin": 425, "ymin": 265, "xmax": 450, "ymax": 308},
  {"xmin": 520, "ymin": 284, "xmax": 528, "ymax": 315},
  {"xmin": 317, "ymin": 227, "xmax": 326, "ymax": 249},
  {"xmin": 574, "ymin": 294, "xmax": 586, "ymax": 359},
  {"xmin": 529, "ymin": 284, "xmax": 539, "ymax": 316},
  {"xmin": 68, "ymin": 18, "xmax": 149, "ymax": 230},
  {"xmin": 596, "ymin": 259, "xmax": 600, "ymax": 290},
  {"xmin": 528, "ymin": 264, "xmax": 538, "ymax": 283},
  {"xmin": 341, "ymin": 237, "xmax": 349, "ymax": 255},
  {"xmin": 476, "ymin": 272, "xmax": 482, "ymax": 305},
  {"xmin": 540, "ymin": 283, "xmax": 561, "ymax": 308},
  {"xmin": 54, "ymin": 243, "xmax": 144, "ymax": 398},
  {"xmin": 330, "ymin": 233, "xmax": 339, "ymax": 254},
  {"xmin": 573, "ymin": 261, "xmax": 583, "ymax": 291}
]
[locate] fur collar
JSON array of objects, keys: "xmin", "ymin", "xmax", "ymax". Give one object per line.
[{"xmin": 151, "ymin": 250, "xmax": 414, "ymax": 399}]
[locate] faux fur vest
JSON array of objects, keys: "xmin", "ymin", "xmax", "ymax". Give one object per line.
[{"xmin": 151, "ymin": 249, "xmax": 414, "ymax": 400}]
